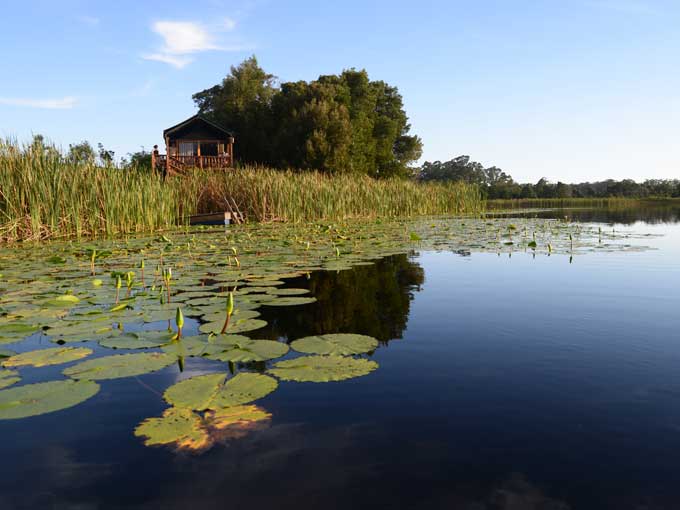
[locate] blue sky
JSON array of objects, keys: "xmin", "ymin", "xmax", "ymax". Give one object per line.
[{"xmin": 1, "ymin": 0, "xmax": 678, "ymax": 183}]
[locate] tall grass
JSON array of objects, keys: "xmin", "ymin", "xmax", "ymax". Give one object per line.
[
  {"xmin": 0, "ymin": 140, "xmax": 483, "ymax": 242},
  {"xmin": 195, "ymin": 167, "xmax": 483, "ymax": 222}
]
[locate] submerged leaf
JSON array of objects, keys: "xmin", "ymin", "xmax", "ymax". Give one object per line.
[
  {"xmin": 0, "ymin": 380, "xmax": 100, "ymax": 419},
  {"xmin": 290, "ymin": 334, "xmax": 378, "ymax": 356},
  {"xmin": 268, "ymin": 355, "xmax": 378, "ymax": 382}
]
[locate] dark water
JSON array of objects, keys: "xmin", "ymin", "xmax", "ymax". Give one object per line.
[{"xmin": 2, "ymin": 205, "xmax": 680, "ymax": 510}]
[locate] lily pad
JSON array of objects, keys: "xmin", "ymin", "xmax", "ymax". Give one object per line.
[
  {"xmin": 63, "ymin": 352, "xmax": 175, "ymax": 380},
  {"xmin": 198, "ymin": 318, "xmax": 268, "ymax": 335},
  {"xmin": 164, "ymin": 372, "xmax": 278, "ymax": 411},
  {"xmin": 268, "ymin": 355, "xmax": 378, "ymax": 382},
  {"xmin": 290, "ymin": 334, "xmax": 378, "ymax": 356},
  {"xmin": 99, "ymin": 332, "xmax": 168, "ymax": 350},
  {"xmin": 0, "ymin": 369, "xmax": 20, "ymax": 389},
  {"xmin": 0, "ymin": 380, "xmax": 100, "ymax": 419},
  {"xmin": 204, "ymin": 337, "xmax": 289, "ymax": 362},
  {"xmin": 260, "ymin": 296, "xmax": 317, "ymax": 307},
  {"xmin": 134, "ymin": 407, "xmax": 210, "ymax": 451},
  {"xmin": 2, "ymin": 347, "xmax": 92, "ymax": 368}
]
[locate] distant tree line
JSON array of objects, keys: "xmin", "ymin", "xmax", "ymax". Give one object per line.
[
  {"xmin": 419, "ymin": 156, "xmax": 680, "ymax": 199},
  {"xmin": 193, "ymin": 56, "xmax": 423, "ymax": 177},
  {"xmin": 25, "ymin": 135, "xmax": 152, "ymax": 170}
]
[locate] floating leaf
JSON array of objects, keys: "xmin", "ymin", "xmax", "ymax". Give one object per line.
[
  {"xmin": 63, "ymin": 352, "xmax": 175, "ymax": 380},
  {"xmin": 0, "ymin": 369, "xmax": 20, "ymax": 389},
  {"xmin": 268, "ymin": 355, "xmax": 378, "ymax": 382},
  {"xmin": 3, "ymin": 347, "xmax": 92, "ymax": 368},
  {"xmin": 0, "ymin": 349, "xmax": 16, "ymax": 359},
  {"xmin": 260, "ymin": 296, "xmax": 317, "ymax": 307},
  {"xmin": 266, "ymin": 288, "xmax": 310, "ymax": 296},
  {"xmin": 164, "ymin": 372, "xmax": 278, "ymax": 411},
  {"xmin": 204, "ymin": 337, "xmax": 289, "ymax": 362},
  {"xmin": 44, "ymin": 294, "xmax": 80, "ymax": 307},
  {"xmin": 99, "ymin": 332, "xmax": 167, "ymax": 350},
  {"xmin": 0, "ymin": 380, "xmax": 100, "ymax": 419},
  {"xmin": 198, "ymin": 318, "xmax": 267, "ymax": 335},
  {"xmin": 290, "ymin": 334, "xmax": 378, "ymax": 356},
  {"xmin": 134, "ymin": 407, "xmax": 210, "ymax": 451}
]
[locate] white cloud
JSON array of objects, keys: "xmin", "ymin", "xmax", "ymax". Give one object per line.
[
  {"xmin": 142, "ymin": 52, "xmax": 193, "ymax": 69},
  {"xmin": 142, "ymin": 18, "xmax": 245, "ymax": 69},
  {"xmin": 0, "ymin": 96, "xmax": 77, "ymax": 109}
]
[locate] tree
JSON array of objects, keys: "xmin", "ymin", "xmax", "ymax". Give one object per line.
[
  {"xmin": 67, "ymin": 141, "xmax": 96, "ymax": 165},
  {"xmin": 193, "ymin": 57, "xmax": 422, "ymax": 176},
  {"xmin": 193, "ymin": 56, "xmax": 278, "ymax": 164},
  {"xmin": 97, "ymin": 143, "xmax": 114, "ymax": 166}
]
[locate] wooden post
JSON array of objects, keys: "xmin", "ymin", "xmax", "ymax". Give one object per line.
[
  {"xmin": 227, "ymin": 137, "xmax": 234, "ymax": 168},
  {"xmin": 197, "ymin": 142, "xmax": 202, "ymax": 169},
  {"xmin": 164, "ymin": 136, "xmax": 170, "ymax": 178}
]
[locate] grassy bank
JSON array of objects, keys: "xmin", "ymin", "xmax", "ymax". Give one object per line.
[
  {"xmin": 0, "ymin": 141, "xmax": 483, "ymax": 242},
  {"xmin": 487, "ymin": 197, "xmax": 647, "ymax": 210}
]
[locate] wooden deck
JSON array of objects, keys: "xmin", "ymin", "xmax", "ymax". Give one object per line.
[{"xmin": 153, "ymin": 154, "xmax": 233, "ymax": 175}]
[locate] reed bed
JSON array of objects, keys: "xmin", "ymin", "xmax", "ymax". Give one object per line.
[
  {"xmin": 0, "ymin": 141, "xmax": 483, "ymax": 242},
  {"xmin": 196, "ymin": 167, "xmax": 483, "ymax": 223}
]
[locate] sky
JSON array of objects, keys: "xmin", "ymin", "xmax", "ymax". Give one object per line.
[{"xmin": 0, "ymin": 0, "xmax": 678, "ymax": 183}]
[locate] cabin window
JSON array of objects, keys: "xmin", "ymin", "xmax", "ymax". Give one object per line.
[{"xmin": 178, "ymin": 142, "xmax": 198, "ymax": 156}]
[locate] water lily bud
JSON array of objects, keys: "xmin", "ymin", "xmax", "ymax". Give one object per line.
[
  {"xmin": 175, "ymin": 307, "xmax": 184, "ymax": 329},
  {"xmin": 226, "ymin": 292, "xmax": 234, "ymax": 316},
  {"xmin": 115, "ymin": 276, "xmax": 122, "ymax": 289},
  {"xmin": 139, "ymin": 259, "xmax": 145, "ymax": 269}
]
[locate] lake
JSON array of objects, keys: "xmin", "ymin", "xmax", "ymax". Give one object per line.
[{"xmin": 1, "ymin": 204, "xmax": 679, "ymax": 510}]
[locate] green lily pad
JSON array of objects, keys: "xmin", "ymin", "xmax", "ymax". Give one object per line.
[
  {"xmin": 164, "ymin": 372, "xmax": 278, "ymax": 411},
  {"xmin": 290, "ymin": 334, "xmax": 378, "ymax": 356},
  {"xmin": 266, "ymin": 288, "xmax": 310, "ymax": 296},
  {"xmin": 198, "ymin": 318, "xmax": 268, "ymax": 335},
  {"xmin": 160, "ymin": 336, "xmax": 212, "ymax": 357},
  {"xmin": 0, "ymin": 349, "xmax": 16, "ymax": 359},
  {"xmin": 0, "ymin": 380, "xmax": 100, "ymax": 419},
  {"xmin": 99, "ymin": 332, "xmax": 168, "ymax": 350},
  {"xmin": 134, "ymin": 407, "xmax": 210, "ymax": 451},
  {"xmin": 204, "ymin": 336, "xmax": 289, "ymax": 362},
  {"xmin": 0, "ymin": 369, "xmax": 20, "ymax": 389},
  {"xmin": 260, "ymin": 296, "xmax": 317, "ymax": 306},
  {"xmin": 63, "ymin": 352, "xmax": 175, "ymax": 380},
  {"xmin": 268, "ymin": 355, "xmax": 378, "ymax": 382},
  {"xmin": 0, "ymin": 323, "xmax": 39, "ymax": 344},
  {"xmin": 2, "ymin": 347, "xmax": 92, "ymax": 368},
  {"xmin": 44, "ymin": 294, "xmax": 81, "ymax": 307}
]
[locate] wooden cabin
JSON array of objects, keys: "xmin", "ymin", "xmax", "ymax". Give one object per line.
[{"xmin": 152, "ymin": 115, "xmax": 235, "ymax": 176}]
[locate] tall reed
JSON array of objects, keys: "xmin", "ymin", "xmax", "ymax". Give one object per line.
[{"xmin": 0, "ymin": 140, "xmax": 483, "ymax": 242}]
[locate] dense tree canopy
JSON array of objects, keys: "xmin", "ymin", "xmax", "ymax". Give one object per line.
[
  {"xmin": 419, "ymin": 155, "xmax": 680, "ymax": 199},
  {"xmin": 193, "ymin": 56, "xmax": 422, "ymax": 177}
]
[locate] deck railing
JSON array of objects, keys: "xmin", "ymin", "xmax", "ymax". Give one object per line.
[{"xmin": 153, "ymin": 154, "xmax": 233, "ymax": 174}]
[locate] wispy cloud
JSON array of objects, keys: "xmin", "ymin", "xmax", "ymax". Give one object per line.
[
  {"xmin": 78, "ymin": 15, "xmax": 100, "ymax": 26},
  {"xmin": 0, "ymin": 96, "xmax": 77, "ymax": 109},
  {"xmin": 142, "ymin": 18, "xmax": 247, "ymax": 69}
]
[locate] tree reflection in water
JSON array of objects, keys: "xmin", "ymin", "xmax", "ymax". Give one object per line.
[{"xmin": 256, "ymin": 253, "xmax": 425, "ymax": 345}]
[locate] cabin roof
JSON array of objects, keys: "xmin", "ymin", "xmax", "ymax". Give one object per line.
[{"xmin": 163, "ymin": 114, "xmax": 233, "ymax": 139}]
